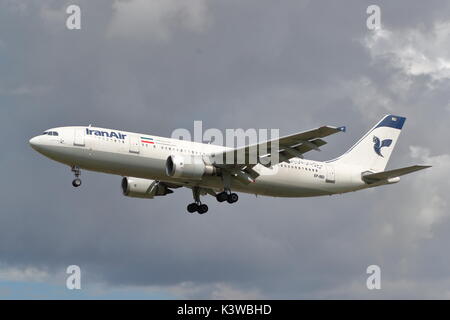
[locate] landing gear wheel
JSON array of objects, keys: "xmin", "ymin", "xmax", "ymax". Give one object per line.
[
  {"xmin": 187, "ymin": 203, "xmax": 198, "ymax": 213},
  {"xmin": 72, "ymin": 178, "xmax": 82, "ymax": 188},
  {"xmin": 227, "ymin": 193, "xmax": 238, "ymax": 203},
  {"xmin": 216, "ymin": 192, "xmax": 228, "ymax": 202},
  {"xmin": 71, "ymin": 166, "xmax": 81, "ymax": 187},
  {"xmin": 197, "ymin": 204, "xmax": 208, "ymax": 214}
]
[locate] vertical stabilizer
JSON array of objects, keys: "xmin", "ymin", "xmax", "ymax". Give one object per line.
[{"xmin": 329, "ymin": 115, "xmax": 406, "ymax": 172}]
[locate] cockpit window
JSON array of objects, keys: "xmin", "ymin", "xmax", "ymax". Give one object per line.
[{"xmin": 43, "ymin": 131, "xmax": 59, "ymax": 136}]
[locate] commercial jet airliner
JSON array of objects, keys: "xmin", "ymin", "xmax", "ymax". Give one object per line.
[{"xmin": 29, "ymin": 115, "xmax": 430, "ymax": 214}]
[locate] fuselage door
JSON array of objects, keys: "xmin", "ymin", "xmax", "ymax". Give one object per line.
[
  {"xmin": 74, "ymin": 128, "xmax": 85, "ymax": 146},
  {"xmin": 129, "ymin": 135, "xmax": 140, "ymax": 154},
  {"xmin": 325, "ymin": 165, "xmax": 335, "ymax": 183}
]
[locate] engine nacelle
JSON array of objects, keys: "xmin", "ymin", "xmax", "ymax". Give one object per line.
[
  {"xmin": 121, "ymin": 177, "xmax": 172, "ymax": 199},
  {"xmin": 166, "ymin": 155, "xmax": 217, "ymax": 180}
]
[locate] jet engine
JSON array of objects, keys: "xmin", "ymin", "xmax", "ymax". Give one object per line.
[
  {"xmin": 165, "ymin": 155, "xmax": 217, "ymax": 180},
  {"xmin": 121, "ymin": 177, "xmax": 173, "ymax": 199}
]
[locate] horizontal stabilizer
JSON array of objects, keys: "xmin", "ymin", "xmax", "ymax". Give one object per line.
[{"xmin": 362, "ymin": 165, "xmax": 431, "ymax": 184}]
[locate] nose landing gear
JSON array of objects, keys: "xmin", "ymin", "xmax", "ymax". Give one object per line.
[{"xmin": 71, "ymin": 166, "xmax": 82, "ymax": 187}]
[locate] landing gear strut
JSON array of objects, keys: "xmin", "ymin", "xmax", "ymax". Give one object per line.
[
  {"xmin": 187, "ymin": 187, "xmax": 208, "ymax": 214},
  {"xmin": 71, "ymin": 166, "xmax": 82, "ymax": 187}
]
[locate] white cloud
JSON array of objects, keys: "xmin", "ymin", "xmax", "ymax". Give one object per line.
[
  {"xmin": 0, "ymin": 265, "xmax": 264, "ymax": 299},
  {"xmin": 85, "ymin": 281, "xmax": 264, "ymax": 299},
  {"xmin": 108, "ymin": 0, "xmax": 211, "ymax": 41},
  {"xmin": 370, "ymin": 146, "xmax": 450, "ymax": 255},
  {"xmin": 0, "ymin": 266, "xmax": 50, "ymax": 283},
  {"xmin": 156, "ymin": 281, "xmax": 264, "ymax": 299},
  {"xmin": 210, "ymin": 283, "xmax": 264, "ymax": 300},
  {"xmin": 408, "ymin": 146, "xmax": 450, "ymax": 238},
  {"xmin": 364, "ymin": 22, "xmax": 450, "ymax": 81}
]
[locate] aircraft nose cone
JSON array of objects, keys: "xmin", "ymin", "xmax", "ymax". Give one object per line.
[{"xmin": 29, "ymin": 136, "xmax": 41, "ymax": 150}]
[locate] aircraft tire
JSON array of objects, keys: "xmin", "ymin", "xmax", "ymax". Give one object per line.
[
  {"xmin": 227, "ymin": 193, "xmax": 238, "ymax": 203},
  {"xmin": 72, "ymin": 178, "xmax": 82, "ymax": 187},
  {"xmin": 197, "ymin": 204, "xmax": 208, "ymax": 214},
  {"xmin": 187, "ymin": 203, "xmax": 198, "ymax": 213}
]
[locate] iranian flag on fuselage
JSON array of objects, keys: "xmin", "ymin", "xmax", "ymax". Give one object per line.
[{"xmin": 141, "ymin": 137, "xmax": 154, "ymax": 144}]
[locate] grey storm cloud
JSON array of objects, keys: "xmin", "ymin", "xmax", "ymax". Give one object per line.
[{"xmin": 0, "ymin": 0, "xmax": 449, "ymax": 298}]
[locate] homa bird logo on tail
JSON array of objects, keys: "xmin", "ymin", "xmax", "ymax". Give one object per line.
[{"xmin": 373, "ymin": 136, "xmax": 392, "ymax": 157}]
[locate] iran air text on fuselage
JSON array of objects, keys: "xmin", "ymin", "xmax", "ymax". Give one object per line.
[{"xmin": 86, "ymin": 128, "xmax": 127, "ymax": 139}]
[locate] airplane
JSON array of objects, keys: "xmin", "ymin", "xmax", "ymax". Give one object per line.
[{"xmin": 29, "ymin": 115, "xmax": 430, "ymax": 214}]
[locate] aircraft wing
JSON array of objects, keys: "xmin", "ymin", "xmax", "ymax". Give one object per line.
[
  {"xmin": 210, "ymin": 125, "xmax": 345, "ymax": 167},
  {"xmin": 362, "ymin": 165, "xmax": 431, "ymax": 184},
  {"xmin": 207, "ymin": 125, "xmax": 345, "ymax": 183}
]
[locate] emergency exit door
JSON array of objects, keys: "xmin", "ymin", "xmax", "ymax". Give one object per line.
[
  {"xmin": 129, "ymin": 135, "xmax": 140, "ymax": 154},
  {"xmin": 325, "ymin": 165, "xmax": 335, "ymax": 183},
  {"xmin": 74, "ymin": 128, "xmax": 85, "ymax": 146}
]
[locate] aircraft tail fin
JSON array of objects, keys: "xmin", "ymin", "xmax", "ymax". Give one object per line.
[{"xmin": 329, "ymin": 115, "xmax": 406, "ymax": 172}]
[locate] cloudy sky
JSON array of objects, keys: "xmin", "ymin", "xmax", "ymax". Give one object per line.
[{"xmin": 0, "ymin": 0, "xmax": 449, "ymax": 299}]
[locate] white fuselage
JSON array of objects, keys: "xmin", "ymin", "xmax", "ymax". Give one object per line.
[{"xmin": 29, "ymin": 126, "xmax": 371, "ymax": 197}]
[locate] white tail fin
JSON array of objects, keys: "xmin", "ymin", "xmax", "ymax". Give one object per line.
[{"xmin": 329, "ymin": 115, "xmax": 406, "ymax": 172}]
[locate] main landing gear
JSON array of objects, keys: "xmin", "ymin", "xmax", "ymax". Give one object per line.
[
  {"xmin": 187, "ymin": 202, "xmax": 208, "ymax": 214},
  {"xmin": 216, "ymin": 172, "xmax": 238, "ymax": 204},
  {"xmin": 185, "ymin": 186, "xmax": 240, "ymax": 214},
  {"xmin": 187, "ymin": 187, "xmax": 208, "ymax": 214},
  {"xmin": 71, "ymin": 166, "xmax": 82, "ymax": 187},
  {"xmin": 216, "ymin": 190, "xmax": 239, "ymax": 204}
]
